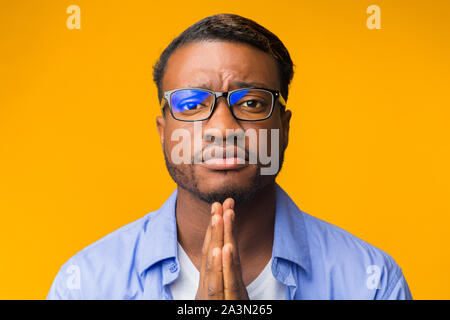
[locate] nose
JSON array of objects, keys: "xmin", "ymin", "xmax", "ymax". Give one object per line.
[{"xmin": 203, "ymin": 96, "xmax": 243, "ymax": 140}]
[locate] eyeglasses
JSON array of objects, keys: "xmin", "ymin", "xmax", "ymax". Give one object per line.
[{"xmin": 160, "ymin": 87, "xmax": 286, "ymax": 121}]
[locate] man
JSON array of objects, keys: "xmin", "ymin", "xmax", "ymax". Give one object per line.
[{"xmin": 48, "ymin": 14, "xmax": 412, "ymax": 299}]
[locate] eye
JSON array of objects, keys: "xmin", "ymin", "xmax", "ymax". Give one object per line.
[
  {"xmin": 242, "ymin": 100, "xmax": 262, "ymax": 108},
  {"xmin": 180, "ymin": 102, "xmax": 200, "ymax": 110},
  {"xmin": 171, "ymin": 90, "xmax": 212, "ymax": 113},
  {"xmin": 177, "ymin": 100, "xmax": 209, "ymax": 112}
]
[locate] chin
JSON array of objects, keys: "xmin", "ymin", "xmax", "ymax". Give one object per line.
[
  {"xmin": 164, "ymin": 153, "xmax": 274, "ymax": 205},
  {"xmin": 196, "ymin": 165, "xmax": 256, "ymax": 189},
  {"xmin": 192, "ymin": 165, "xmax": 269, "ymax": 204}
]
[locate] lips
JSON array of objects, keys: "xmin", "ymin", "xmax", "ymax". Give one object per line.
[{"xmin": 201, "ymin": 147, "xmax": 248, "ymax": 170}]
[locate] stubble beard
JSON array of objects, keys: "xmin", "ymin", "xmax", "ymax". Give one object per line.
[{"xmin": 163, "ymin": 145, "xmax": 285, "ymax": 205}]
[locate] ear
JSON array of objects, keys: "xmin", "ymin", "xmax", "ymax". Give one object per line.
[
  {"xmin": 281, "ymin": 109, "xmax": 292, "ymax": 150},
  {"xmin": 156, "ymin": 115, "xmax": 166, "ymax": 147}
]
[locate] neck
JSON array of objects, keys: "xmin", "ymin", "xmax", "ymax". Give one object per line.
[{"xmin": 175, "ymin": 182, "xmax": 277, "ymax": 272}]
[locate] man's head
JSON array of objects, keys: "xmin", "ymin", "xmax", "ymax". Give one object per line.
[{"xmin": 153, "ymin": 14, "xmax": 294, "ymax": 205}]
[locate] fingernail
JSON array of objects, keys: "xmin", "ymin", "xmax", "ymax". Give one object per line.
[
  {"xmin": 226, "ymin": 209, "xmax": 234, "ymax": 222},
  {"xmin": 211, "ymin": 203, "xmax": 216, "ymax": 215}
]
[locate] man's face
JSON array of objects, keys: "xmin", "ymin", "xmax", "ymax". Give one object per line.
[{"xmin": 156, "ymin": 40, "xmax": 291, "ymax": 204}]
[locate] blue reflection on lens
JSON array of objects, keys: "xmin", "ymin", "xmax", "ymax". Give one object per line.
[
  {"xmin": 229, "ymin": 89, "xmax": 250, "ymax": 106},
  {"xmin": 171, "ymin": 90, "xmax": 211, "ymax": 113}
]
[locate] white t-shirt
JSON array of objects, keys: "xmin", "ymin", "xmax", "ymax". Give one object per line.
[{"xmin": 170, "ymin": 242, "xmax": 286, "ymax": 300}]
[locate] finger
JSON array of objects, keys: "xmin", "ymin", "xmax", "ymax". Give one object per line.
[
  {"xmin": 199, "ymin": 222, "xmax": 211, "ymax": 288},
  {"xmin": 206, "ymin": 203, "xmax": 224, "ymax": 298},
  {"xmin": 200, "ymin": 203, "xmax": 217, "ymax": 287},
  {"xmin": 222, "ymin": 198, "xmax": 235, "ymax": 212},
  {"xmin": 212, "ymin": 202, "xmax": 223, "ymax": 216},
  {"xmin": 223, "ymin": 208, "xmax": 244, "ymax": 282},
  {"xmin": 223, "ymin": 208, "xmax": 235, "ymax": 247},
  {"xmin": 206, "ymin": 203, "xmax": 223, "ymax": 282},
  {"xmin": 207, "ymin": 247, "xmax": 224, "ymax": 299},
  {"xmin": 205, "ymin": 202, "xmax": 220, "ymax": 259},
  {"xmin": 222, "ymin": 243, "xmax": 238, "ymax": 299},
  {"xmin": 222, "ymin": 209, "xmax": 241, "ymax": 278},
  {"xmin": 209, "ymin": 204, "xmax": 224, "ymax": 256},
  {"xmin": 203, "ymin": 202, "xmax": 218, "ymax": 256}
]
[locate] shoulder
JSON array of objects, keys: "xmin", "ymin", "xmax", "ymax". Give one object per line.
[
  {"xmin": 300, "ymin": 211, "xmax": 412, "ymax": 299},
  {"xmin": 74, "ymin": 211, "xmax": 156, "ymax": 264},
  {"xmin": 47, "ymin": 212, "xmax": 157, "ymax": 299},
  {"xmin": 303, "ymin": 211, "xmax": 395, "ymax": 267}
]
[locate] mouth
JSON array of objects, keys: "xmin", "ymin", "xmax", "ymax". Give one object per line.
[
  {"xmin": 203, "ymin": 157, "xmax": 247, "ymax": 170},
  {"xmin": 200, "ymin": 147, "xmax": 248, "ymax": 171}
]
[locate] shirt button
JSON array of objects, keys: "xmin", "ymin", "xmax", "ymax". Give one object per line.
[{"xmin": 168, "ymin": 263, "xmax": 178, "ymax": 273}]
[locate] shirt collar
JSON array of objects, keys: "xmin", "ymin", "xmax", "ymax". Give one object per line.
[
  {"xmin": 272, "ymin": 184, "xmax": 312, "ymax": 275},
  {"xmin": 138, "ymin": 184, "xmax": 312, "ymax": 276},
  {"xmin": 138, "ymin": 189, "xmax": 178, "ymax": 276}
]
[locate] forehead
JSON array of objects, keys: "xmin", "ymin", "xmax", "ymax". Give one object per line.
[{"xmin": 162, "ymin": 40, "xmax": 280, "ymax": 92}]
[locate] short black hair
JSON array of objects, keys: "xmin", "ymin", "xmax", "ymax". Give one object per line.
[{"xmin": 152, "ymin": 13, "xmax": 294, "ymax": 104}]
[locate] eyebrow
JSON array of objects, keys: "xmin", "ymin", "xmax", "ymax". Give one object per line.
[{"xmin": 186, "ymin": 81, "xmax": 271, "ymax": 91}]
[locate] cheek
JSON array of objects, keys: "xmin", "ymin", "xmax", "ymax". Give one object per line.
[
  {"xmin": 163, "ymin": 121, "xmax": 196, "ymax": 162},
  {"xmin": 242, "ymin": 119, "xmax": 283, "ymax": 157}
]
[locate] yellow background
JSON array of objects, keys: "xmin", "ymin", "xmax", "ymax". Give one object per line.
[{"xmin": 1, "ymin": 0, "xmax": 449, "ymax": 299}]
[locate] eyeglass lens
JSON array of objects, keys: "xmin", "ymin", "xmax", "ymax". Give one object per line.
[{"xmin": 170, "ymin": 89, "xmax": 273, "ymax": 120}]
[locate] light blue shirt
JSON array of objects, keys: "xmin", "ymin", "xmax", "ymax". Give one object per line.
[{"xmin": 47, "ymin": 185, "xmax": 412, "ymax": 299}]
